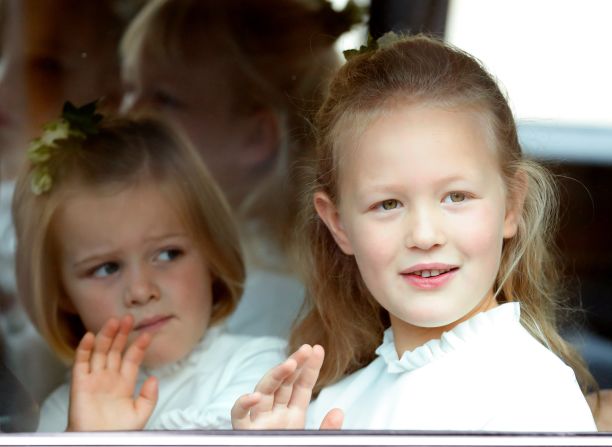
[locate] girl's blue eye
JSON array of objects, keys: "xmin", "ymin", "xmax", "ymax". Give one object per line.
[
  {"xmin": 380, "ymin": 199, "xmax": 400, "ymax": 210},
  {"xmin": 444, "ymin": 192, "xmax": 467, "ymax": 204},
  {"xmin": 157, "ymin": 249, "xmax": 182, "ymax": 262},
  {"xmin": 92, "ymin": 262, "xmax": 119, "ymax": 278}
]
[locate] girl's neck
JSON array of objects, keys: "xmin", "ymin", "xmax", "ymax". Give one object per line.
[{"xmin": 390, "ymin": 293, "xmax": 499, "ymax": 356}]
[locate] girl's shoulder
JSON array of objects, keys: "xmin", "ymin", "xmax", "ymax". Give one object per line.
[
  {"xmin": 186, "ymin": 325, "xmax": 287, "ymax": 379},
  {"xmin": 217, "ymin": 333, "xmax": 287, "ymax": 369},
  {"xmin": 201, "ymin": 324, "xmax": 287, "ymax": 358},
  {"xmin": 145, "ymin": 324, "xmax": 286, "ymax": 382},
  {"xmin": 480, "ymin": 308, "xmax": 596, "ymax": 430}
]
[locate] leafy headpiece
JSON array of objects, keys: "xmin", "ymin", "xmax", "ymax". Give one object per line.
[
  {"xmin": 343, "ymin": 31, "xmax": 403, "ymax": 61},
  {"xmin": 27, "ymin": 101, "xmax": 103, "ymax": 195}
]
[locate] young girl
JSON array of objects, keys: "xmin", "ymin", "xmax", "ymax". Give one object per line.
[
  {"xmin": 12, "ymin": 103, "xmax": 285, "ymax": 431},
  {"xmin": 231, "ymin": 34, "xmax": 598, "ymax": 431}
]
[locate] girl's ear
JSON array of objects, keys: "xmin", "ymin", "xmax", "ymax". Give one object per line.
[
  {"xmin": 503, "ymin": 170, "xmax": 528, "ymax": 239},
  {"xmin": 237, "ymin": 108, "xmax": 279, "ymax": 168},
  {"xmin": 313, "ymin": 191, "xmax": 354, "ymax": 255}
]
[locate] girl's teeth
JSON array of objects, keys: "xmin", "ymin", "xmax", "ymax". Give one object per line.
[{"xmin": 414, "ymin": 269, "xmax": 450, "ymax": 277}]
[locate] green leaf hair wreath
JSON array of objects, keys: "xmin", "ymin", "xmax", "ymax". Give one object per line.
[{"xmin": 28, "ymin": 100, "xmax": 103, "ymax": 195}]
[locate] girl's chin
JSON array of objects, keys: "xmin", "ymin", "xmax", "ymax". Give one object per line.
[{"xmin": 393, "ymin": 307, "xmax": 465, "ymax": 331}]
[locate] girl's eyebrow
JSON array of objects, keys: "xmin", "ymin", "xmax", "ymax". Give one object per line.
[
  {"xmin": 358, "ymin": 174, "xmax": 473, "ymax": 194},
  {"xmin": 71, "ymin": 233, "xmax": 189, "ymax": 268},
  {"xmin": 142, "ymin": 232, "xmax": 189, "ymax": 243},
  {"xmin": 72, "ymin": 251, "xmax": 118, "ymax": 270}
]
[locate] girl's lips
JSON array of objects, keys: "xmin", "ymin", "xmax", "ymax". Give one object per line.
[
  {"xmin": 401, "ymin": 268, "xmax": 458, "ymax": 290},
  {"xmin": 134, "ymin": 315, "xmax": 173, "ymax": 332}
]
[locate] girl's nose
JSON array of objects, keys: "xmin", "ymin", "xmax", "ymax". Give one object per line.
[
  {"xmin": 123, "ymin": 268, "xmax": 160, "ymax": 307},
  {"xmin": 404, "ymin": 207, "xmax": 446, "ymax": 250}
]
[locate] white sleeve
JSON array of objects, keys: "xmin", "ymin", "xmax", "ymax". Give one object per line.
[
  {"xmin": 153, "ymin": 336, "xmax": 287, "ymax": 430},
  {"xmin": 36, "ymin": 383, "xmax": 70, "ymax": 432}
]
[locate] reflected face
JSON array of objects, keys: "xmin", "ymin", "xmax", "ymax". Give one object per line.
[
  {"xmin": 120, "ymin": 48, "xmax": 259, "ymax": 205},
  {"xmin": 0, "ymin": 0, "xmax": 121, "ymax": 178},
  {"xmin": 21, "ymin": 0, "xmax": 121, "ymax": 131},
  {"xmin": 321, "ymin": 105, "xmax": 519, "ymax": 349},
  {"xmin": 55, "ymin": 183, "xmax": 213, "ymax": 368}
]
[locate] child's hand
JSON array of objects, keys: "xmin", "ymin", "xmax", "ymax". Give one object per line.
[
  {"xmin": 67, "ymin": 315, "xmax": 158, "ymax": 431},
  {"xmin": 231, "ymin": 344, "xmax": 343, "ymax": 430}
]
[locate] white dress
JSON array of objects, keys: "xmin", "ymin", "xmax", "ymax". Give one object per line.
[
  {"xmin": 37, "ymin": 324, "xmax": 286, "ymax": 431},
  {"xmin": 307, "ymin": 303, "xmax": 596, "ymax": 431}
]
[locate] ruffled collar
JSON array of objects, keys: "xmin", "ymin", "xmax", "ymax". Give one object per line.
[
  {"xmin": 142, "ymin": 323, "xmax": 225, "ymax": 379},
  {"xmin": 375, "ymin": 302, "xmax": 520, "ymax": 373}
]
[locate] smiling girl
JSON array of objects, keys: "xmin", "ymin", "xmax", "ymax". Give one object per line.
[
  {"xmin": 230, "ymin": 34, "xmax": 597, "ymax": 431},
  {"xmin": 12, "ymin": 104, "xmax": 285, "ymax": 431}
]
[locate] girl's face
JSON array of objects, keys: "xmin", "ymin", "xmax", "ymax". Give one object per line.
[
  {"xmin": 21, "ymin": 0, "xmax": 120, "ymax": 130},
  {"xmin": 1, "ymin": 0, "xmax": 121, "ymax": 178},
  {"xmin": 54, "ymin": 182, "xmax": 213, "ymax": 368},
  {"xmin": 316, "ymin": 104, "xmax": 521, "ymax": 352}
]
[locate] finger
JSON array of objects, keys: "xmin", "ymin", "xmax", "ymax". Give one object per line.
[
  {"xmin": 107, "ymin": 315, "xmax": 134, "ymax": 371},
  {"xmin": 319, "ymin": 408, "xmax": 344, "ymax": 430},
  {"xmin": 250, "ymin": 345, "xmax": 313, "ymax": 420},
  {"xmin": 72, "ymin": 332, "xmax": 95, "ymax": 377},
  {"xmin": 272, "ymin": 374, "xmax": 297, "ymax": 409},
  {"xmin": 135, "ymin": 376, "xmax": 158, "ymax": 428},
  {"xmin": 90, "ymin": 317, "xmax": 120, "ymax": 371},
  {"xmin": 287, "ymin": 344, "xmax": 315, "ymax": 369},
  {"xmin": 273, "ymin": 345, "xmax": 315, "ymax": 408},
  {"xmin": 119, "ymin": 332, "xmax": 151, "ymax": 382},
  {"xmin": 231, "ymin": 392, "xmax": 262, "ymax": 429},
  {"xmin": 288, "ymin": 344, "xmax": 324, "ymax": 410},
  {"xmin": 251, "ymin": 357, "xmax": 298, "ymax": 416}
]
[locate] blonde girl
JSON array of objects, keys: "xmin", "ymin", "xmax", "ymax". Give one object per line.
[
  {"xmin": 119, "ymin": 0, "xmax": 362, "ymax": 337},
  {"xmin": 13, "ymin": 105, "xmax": 285, "ymax": 431},
  {"xmin": 231, "ymin": 34, "xmax": 597, "ymax": 431}
]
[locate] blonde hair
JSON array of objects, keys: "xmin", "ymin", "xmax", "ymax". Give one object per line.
[
  {"xmin": 291, "ymin": 34, "xmax": 595, "ymax": 394},
  {"xmin": 13, "ymin": 115, "xmax": 245, "ymax": 362},
  {"xmin": 120, "ymin": 0, "xmax": 361, "ymax": 264}
]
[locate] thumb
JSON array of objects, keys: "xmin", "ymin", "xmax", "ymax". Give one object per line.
[{"xmin": 319, "ymin": 408, "xmax": 344, "ymax": 430}]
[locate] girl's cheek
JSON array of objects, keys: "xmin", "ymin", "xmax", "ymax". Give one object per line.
[
  {"xmin": 351, "ymin": 218, "xmax": 389, "ymax": 247},
  {"xmin": 458, "ymin": 205, "xmax": 505, "ymax": 253}
]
